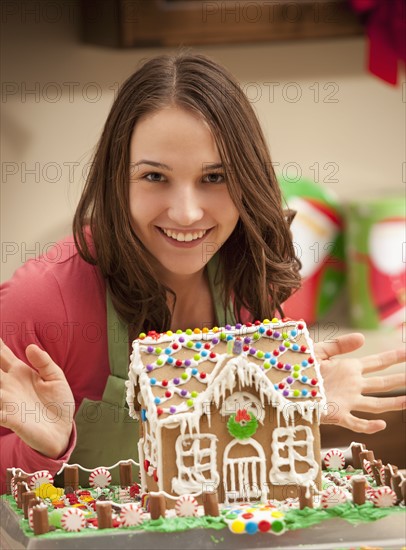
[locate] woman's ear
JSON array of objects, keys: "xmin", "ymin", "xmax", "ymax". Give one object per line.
[{"xmin": 284, "ymin": 208, "xmax": 297, "ymax": 227}]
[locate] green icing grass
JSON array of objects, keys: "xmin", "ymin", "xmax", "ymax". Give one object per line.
[
  {"xmin": 284, "ymin": 501, "xmax": 405, "ymax": 530},
  {"xmin": 3, "ymin": 492, "xmax": 405, "ymax": 540}
]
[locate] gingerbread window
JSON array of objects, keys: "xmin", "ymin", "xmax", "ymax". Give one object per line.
[
  {"xmin": 269, "ymin": 426, "xmax": 319, "ymax": 484},
  {"xmin": 171, "ymin": 434, "xmax": 220, "ymax": 495}
]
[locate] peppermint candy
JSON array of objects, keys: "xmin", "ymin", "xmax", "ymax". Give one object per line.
[
  {"xmin": 321, "ymin": 486, "xmax": 347, "ymax": 508},
  {"xmin": 362, "ymin": 459, "xmax": 373, "ymax": 476},
  {"xmin": 120, "ymin": 503, "xmax": 144, "ymax": 526},
  {"xmin": 324, "ymin": 449, "xmax": 345, "ymax": 470},
  {"xmin": 371, "ymin": 487, "xmax": 397, "ymax": 508},
  {"xmin": 175, "ymin": 495, "xmax": 199, "ymax": 517},
  {"xmin": 30, "ymin": 470, "xmax": 54, "ymax": 490},
  {"xmin": 89, "ymin": 468, "xmax": 112, "ymax": 488},
  {"xmin": 61, "ymin": 508, "xmax": 87, "ymax": 532}
]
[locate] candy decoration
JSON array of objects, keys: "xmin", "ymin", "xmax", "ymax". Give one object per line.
[
  {"xmin": 61, "ymin": 508, "xmax": 86, "ymax": 532},
  {"xmin": 89, "ymin": 468, "xmax": 112, "ymax": 488},
  {"xmin": 175, "ymin": 495, "xmax": 199, "ymax": 517},
  {"xmin": 371, "ymin": 486, "xmax": 397, "ymax": 508},
  {"xmin": 120, "ymin": 503, "xmax": 144, "ymax": 526},
  {"xmin": 29, "ymin": 470, "xmax": 54, "ymax": 490},
  {"xmin": 324, "ymin": 449, "xmax": 345, "ymax": 470},
  {"xmin": 320, "ymin": 486, "xmax": 347, "ymax": 508},
  {"xmin": 362, "ymin": 459, "xmax": 373, "ymax": 477},
  {"xmin": 227, "ymin": 409, "xmax": 258, "ymax": 440}
]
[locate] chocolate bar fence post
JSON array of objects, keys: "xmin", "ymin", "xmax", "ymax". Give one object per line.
[
  {"xmin": 149, "ymin": 494, "xmax": 166, "ymax": 519},
  {"xmin": 119, "ymin": 462, "xmax": 133, "ymax": 488},
  {"xmin": 203, "ymin": 490, "xmax": 219, "ymax": 516},
  {"xmin": 64, "ymin": 465, "xmax": 79, "ymax": 491},
  {"xmin": 351, "ymin": 443, "xmax": 365, "ymax": 469},
  {"xmin": 22, "ymin": 491, "xmax": 36, "ymax": 519},
  {"xmin": 298, "ymin": 485, "xmax": 313, "ymax": 509},
  {"xmin": 352, "ymin": 475, "xmax": 366, "ymax": 505},
  {"xmin": 96, "ymin": 501, "xmax": 113, "ymax": 529},
  {"xmin": 32, "ymin": 505, "xmax": 49, "ymax": 535}
]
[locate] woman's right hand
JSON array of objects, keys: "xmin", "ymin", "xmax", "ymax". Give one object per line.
[{"xmin": 0, "ymin": 339, "xmax": 75, "ymax": 459}]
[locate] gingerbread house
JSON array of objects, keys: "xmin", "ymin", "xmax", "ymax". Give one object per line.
[{"xmin": 126, "ymin": 319, "xmax": 325, "ymax": 503}]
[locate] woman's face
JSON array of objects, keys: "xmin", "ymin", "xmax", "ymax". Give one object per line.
[{"xmin": 129, "ymin": 106, "xmax": 239, "ymax": 281}]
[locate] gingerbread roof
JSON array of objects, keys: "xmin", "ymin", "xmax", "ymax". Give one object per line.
[{"xmin": 126, "ymin": 319, "xmax": 326, "ymax": 431}]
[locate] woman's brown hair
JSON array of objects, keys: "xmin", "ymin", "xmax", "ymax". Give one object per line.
[{"xmin": 73, "ymin": 51, "xmax": 301, "ymax": 337}]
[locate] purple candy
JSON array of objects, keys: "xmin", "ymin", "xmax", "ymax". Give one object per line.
[
  {"xmin": 147, "ymin": 346, "xmax": 154, "ymax": 353},
  {"xmin": 284, "ymin": 364, "xmax": 292, "ymax": 371},
  {"xmin": 283, "ymin": 390, "xmax": 290, "ymax": 397},
  {"xmin": 249, "ymin": 348, "xmax": 256, "ymax": 354},
  {"xmin": 146, "ymin": 364, "xmax": 154, "ymax": 372},
  {"xmin": 235, "ymin": 323, "xmax": 242, "ymax": 329},
  {"xmin": 180, "ymin": 389, "xmax": 188, "ymax": 397},
  {"xmin": 179, "ymin": 336, "xmax": 185, "ymax": 343},
  {"xmin": 273, "ymin": 331, "xmax": 280, "ymax": 338},
  {"xmin": 225, "ymin": 324, "xmax": 231, "ymax": 330},
  {"xmin": 286, "ymin": 377, "xmax": 294, "ymax": 384},
  {"xmin": 173, "ymin": 377, "xmax": 180, "ymax": 385},
  {"xmin": 184, "ymin": 359, "xmax": 191, "ymax": 367},
  {"xmin": 244, "ymin": 337, "xmax": 251, "ymax": 344},
  {"xmin": 169, "ymin": 406, "xmax": 176, "ymax": 414},
  {"xmin": 212, "ymin": 337, "xmax": 219, "ymax": 345}
]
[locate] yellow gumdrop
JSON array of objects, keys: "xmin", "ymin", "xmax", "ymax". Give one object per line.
[
  {"xmin": 35, "ymin": 483, "xmax": 53, "ymax": 499},
  {"xmin": 271, "ymin": 511, "xmax": 284, "ymax": 518},
  {"xmin": 230, "ymin": 520, "xmax": 246, "ymax": 534}
]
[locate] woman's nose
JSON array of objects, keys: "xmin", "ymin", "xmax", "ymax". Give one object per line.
[{"xmin": 167, "ymin": 185, "xmax": 204, "ymax": 226}]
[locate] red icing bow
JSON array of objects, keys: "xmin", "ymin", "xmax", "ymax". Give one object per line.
[{"xmin": 235, "ymin": 409, "xmax": 250, "ymax": 423}]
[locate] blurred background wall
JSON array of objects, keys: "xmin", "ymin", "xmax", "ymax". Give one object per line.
[{"xmin": 1, "ymin": 0, "xmax": 404, "ymax": 283}]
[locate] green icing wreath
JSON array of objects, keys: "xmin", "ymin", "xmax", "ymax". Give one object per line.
[{"xmin": 227, "ymin": 410, "xmax": 258, "ymax": 439}]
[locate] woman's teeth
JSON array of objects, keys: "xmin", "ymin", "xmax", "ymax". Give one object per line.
[{"xmin": 161, "ymin": 228, "xmax": 207, "ymax": 242}]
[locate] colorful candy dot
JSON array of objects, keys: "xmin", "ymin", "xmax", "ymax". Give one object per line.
[
  {"xmin": 245, "ymin": 521, "xmax": 258, "ymax": 534},
  {"xmin": 181, "ymin": 373, "xmax": 188, "ymax": 381},
  {"xmin": 186, "ymin": 329, "xmax": 193, "ymax": 335},
  {"xmin": 186, "ymin": 399, "xmax": 194, "ymax": 407},
  {"xmin": 230, "ymin": 520, "xmax": 245, "ymax": 534}
]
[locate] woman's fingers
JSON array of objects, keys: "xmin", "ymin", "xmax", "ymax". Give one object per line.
[
  {"xmin": 341, "ymin": 413, "xmax": 386, "ymax": 434},
  {"xmin": 25, "ymin": 344, "xmax": 64, "ymax": 382},
  {"xmin": 0, "ymin": 339, "xmax": 21, "ymax": 373},
  {"xmin": 361, "ymin": 348, "xmax": 406, "ymax": 374},
  {"xmin": 354, "ymin": 394, "xmax": 406, "ymax": 414},
  {"xmin": 362, "ymin": 372, "xmax": 406, "ymax": 393},
  {"xmin": 314, "ymin": 333, "xmax": 365, "ymax": 361}
]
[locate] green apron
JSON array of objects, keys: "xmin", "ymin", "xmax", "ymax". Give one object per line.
[
  {"xmin": 67, "ymin": 291, "xmax": 139, "ymax": 486},
  {"xmin": 67, "ymin": 255, "xmax": 235, "ymax": 487}
]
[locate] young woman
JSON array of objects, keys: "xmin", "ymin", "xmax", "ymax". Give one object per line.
[{"xmin": 1, "ymin": 53, "xmax": 404, "ymax": 490}]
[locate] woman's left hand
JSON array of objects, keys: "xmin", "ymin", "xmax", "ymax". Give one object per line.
[{"xmin": 314, "ymin": 333, "xmax": 406, "ymax": 434}]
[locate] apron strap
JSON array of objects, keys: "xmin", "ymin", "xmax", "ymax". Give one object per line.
[
  {"xmin": 207, "ymin": 253, "xmax": 236, "ymax": 327},
  {"xmin": 102, "ymin": 290, "xmax": 130, "ymax": 408}
]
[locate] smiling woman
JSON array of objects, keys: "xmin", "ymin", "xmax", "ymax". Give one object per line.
[
  {"xmin": 1, "ymin": 52, "xmax": 405, "ymax": 491},
  {"xmin": 72, "ymin": 53, "xmax": 301, "ymax": 338}
]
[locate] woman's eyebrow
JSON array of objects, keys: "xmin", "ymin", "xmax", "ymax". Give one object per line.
[
  {"xmin": 202, "ymin": 162, "xmax": 223, "ymax": 171},
  {"xmin": 133, "ymin": 160, "xmax": 172, "ymax": 171}
]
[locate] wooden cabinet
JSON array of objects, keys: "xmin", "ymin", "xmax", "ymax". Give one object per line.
[{"xmin": 81, "ymin": 0, "xmax": 364, "ymax": 48}]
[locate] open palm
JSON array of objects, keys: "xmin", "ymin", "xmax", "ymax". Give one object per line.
[
  {"xmin": 0, "ymin": 339, "xmax": 75, "ymax": 458},
  {"xmin": 314, "ymin": 333, "xmax": 406, "ymax": 434}
]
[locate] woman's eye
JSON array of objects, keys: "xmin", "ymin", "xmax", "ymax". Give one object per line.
[
  {"xmin": 144, "ymin": 172, "xmax": 164, "ymax": 182},
  {"xmin": 204, "ymin": 173, "xmax": 225, "ymax": 184}
]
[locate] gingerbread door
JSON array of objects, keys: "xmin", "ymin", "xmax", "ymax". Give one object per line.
[{"xmin": 222, "ymin": 438, "xmax": 268, "ymax": 502}]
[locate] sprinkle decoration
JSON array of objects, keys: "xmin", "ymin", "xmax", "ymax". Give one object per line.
[
  {"xmin": 29, "ymin": 470, "xmax": 54, "ymax": 490},
  {"xmin": 371, "ymin": 487, "xmax": 397, "ymax": 508},
  {"xmin": 174, "ymin": 495, "xmax": 199, "ymax": 517},
  {"xmin": 88, "ymin": 468, "xmax": 112, "ymax": 488},
  {"xmin": 120, "ymin": 503, "xmax": 144, "ymax": 526},
  {"xmin": 223, "ymin": 502, "xmax": 286, "ymax": 535},
  {"xmin": 320, "ymin": 486, "xmax": 347, "ymax": 508},
  {"xmin": 323, "ymin": 449, "xmax": 345, "ymax": 470},
  {"xmin": 61, "ymin": 508, "xmax": 86, "ymax": 532}
]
